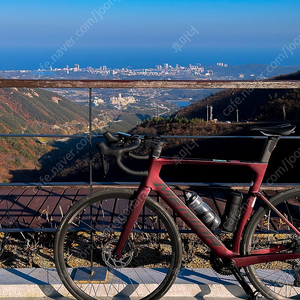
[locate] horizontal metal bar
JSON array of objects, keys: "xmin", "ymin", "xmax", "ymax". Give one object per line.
[
  {"xmin": 0, "ymin": 79, "xmax": 300, "ymax": 89},
  {"xmin": 160, "ymin": 135, "xmax": 300, "ymax": 139},
  {"xmin": 1, "ymin": 133, "xmax": 300, "ymax": 139},
  {"xmin": 0, "ymin": 228, "xmax": 57, "ymax": 233},
  {"xmin": 0, "ymin": 227, "xmax": 192, "ymax": 233},
  {"xmin": 0, "ymin": 226, "xmax": 293, "ymax": 233},
  {"xmin": 0, "ymin": 133, "xmax": 89, "ymax": 138},
  {"xmin": 0, "ymin": 182, "xmax": 93, "ymax": 187},
  {"xmin": 0, "ymin": 181, "xmax": 299, "ymax": 188}
]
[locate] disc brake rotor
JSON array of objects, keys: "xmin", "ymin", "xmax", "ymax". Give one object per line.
[{"xmin": 102, "ymin": 238, "xmax": 134, "ymax": 268}]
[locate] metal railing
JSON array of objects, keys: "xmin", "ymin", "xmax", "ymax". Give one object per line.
[
  {"xmin": 0, "ymin": 78, "xmax": 299, "ymax": 233},
  {"xmin": 0, "ymin": 78, "xmax": 300, "ymax": 188}
]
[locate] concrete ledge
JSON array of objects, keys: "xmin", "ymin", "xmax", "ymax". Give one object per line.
[{"xmin": 0, "ymin": 268, "xmax": 253, "ymax": 299}]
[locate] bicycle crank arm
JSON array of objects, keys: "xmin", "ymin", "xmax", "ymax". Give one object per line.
[{"xmin": 228, "ymin": 261, "xmax": 258, "ymax": 300}]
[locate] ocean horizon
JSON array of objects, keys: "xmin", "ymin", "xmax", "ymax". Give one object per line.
[{"xmin": 1, "ymin": 46, "xmax": 300, "ymax": 71}]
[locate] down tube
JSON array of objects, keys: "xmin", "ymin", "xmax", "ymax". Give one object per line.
[{"xmin": 153, "ymin": 181, "xmax": 234, "ymax": 258}]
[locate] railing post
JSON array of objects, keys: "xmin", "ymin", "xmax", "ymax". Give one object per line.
[{"xmin": 89, "ymin": 88, "xmax": 93, "ymax": 192}]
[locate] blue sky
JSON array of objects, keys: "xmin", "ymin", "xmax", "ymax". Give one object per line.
[
  {"xmin": 1, "ymin": 0, "xmax": 300, "ymax": 68},
  {"xmin": 1, "ymin": 0, "xmax": 299, "ymax": 48}
]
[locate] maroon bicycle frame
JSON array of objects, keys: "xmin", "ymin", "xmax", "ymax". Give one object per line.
[{"xmin": 114, "ymin": 156, "xmax": 300, "ymax": 268}]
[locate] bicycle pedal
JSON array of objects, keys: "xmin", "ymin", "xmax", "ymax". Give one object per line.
[{"xmin": 248, "ymin": 291, "xmax": 259, "ymax": 300}]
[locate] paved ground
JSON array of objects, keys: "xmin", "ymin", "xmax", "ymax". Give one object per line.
[
  {"xmin": 0, "ymin": 298, "xmax": 257, "ymax": 300},
  {"xmin": 0, "ymin": 298, "xmax": 256, "ymax": 300},
  {"xmin": 0, "ymin": 267, "xmax": 268, "ymax": 299}
]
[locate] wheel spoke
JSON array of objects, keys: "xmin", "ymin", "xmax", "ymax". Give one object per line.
[
  {"xmin": 243, "ymin": 190, "xmax": 300, "ymax": 299},
  {"xmin": 54, "ymin": 190, "xmax": 181, "ymax": 300}
]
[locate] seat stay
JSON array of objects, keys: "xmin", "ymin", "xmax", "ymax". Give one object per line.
[{"xmin": 254, "ymin": 191, "xmax": 300, "ymax": 236}]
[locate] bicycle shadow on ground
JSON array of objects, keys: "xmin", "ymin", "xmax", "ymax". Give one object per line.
[
  {"xmin": 174, "ymin": 268, "xmax": 248, "ymax": 299},
  {"xmin": 2, "ymin": 268, "xmax": 72, "ymax": 299}
]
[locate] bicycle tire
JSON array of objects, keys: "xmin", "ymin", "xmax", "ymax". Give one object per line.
[
  {"xmin": 54, "ymin": 189, "xmax": 182, "ymax": 300},
  {"xmin": 242, "ymin": 188, "xmax": 300, "ymax": 299}
]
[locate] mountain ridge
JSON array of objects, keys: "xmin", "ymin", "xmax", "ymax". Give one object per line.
[{"xmin": 171, "ymin": 69, "xmax": 300, "ymax": 122}]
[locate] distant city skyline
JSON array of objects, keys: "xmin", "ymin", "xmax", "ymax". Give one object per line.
[{"xmin": 1, "ymin": 0, "xmax": 300, "ymax": 70}]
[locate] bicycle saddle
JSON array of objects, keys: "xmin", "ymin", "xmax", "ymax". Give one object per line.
[{"xmin": 249, "ymin": 123, "xmax": 296, "ymax": 136}]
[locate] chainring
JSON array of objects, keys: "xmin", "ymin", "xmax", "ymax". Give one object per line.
[{"xmin": 210, "ymin": 251, "xmax": 232, "ymax": 276}]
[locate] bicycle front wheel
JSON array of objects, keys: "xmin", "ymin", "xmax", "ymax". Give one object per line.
[
  {"xmin": 54, "ymin": 189, "xmax": 182, "ymax": 300},
  {"xmin": 242, "ymin": 188, "xmax": 300, "ymax": 300}
]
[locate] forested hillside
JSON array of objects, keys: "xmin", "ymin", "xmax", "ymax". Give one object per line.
[
  {"xmin": 0, "ymin": 87, "xmax": 90, "ymax": 182},
  {"xmin": 173, "ymin": 69, "xmax": 300, "ymax": 122},
  {"xmin": 0, "ymin": 88, "xmax": 89, "ymax": 134}
]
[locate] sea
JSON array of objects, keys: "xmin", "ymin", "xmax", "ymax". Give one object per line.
[{"xmin": 1, "ymin": 46, "xmax": 300, "ymax": 70}]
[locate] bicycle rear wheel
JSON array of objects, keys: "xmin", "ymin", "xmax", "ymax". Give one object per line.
[
  {"xmin": 242, "ymin": 188, "xmax": 300, "ymax": 299},
  {"xmin": 54, "ymin": 189, "xmax": 182, "ymax": 300}
]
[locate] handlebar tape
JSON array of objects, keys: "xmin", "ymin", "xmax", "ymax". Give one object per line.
[
  {"xmin": 103, "ymin": 131, "xmax": 121, "ymax": 145},
  {"xmin": 96, "ymin": 139, "xmax": 149, "ymax": 177}
]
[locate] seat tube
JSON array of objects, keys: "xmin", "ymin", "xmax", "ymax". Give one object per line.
[
  {"xmin": 260, "ymin": 135, "xmax": 280, "ymax": 163},
  {"xmin": 113, "ymin": 186, "xmax": 151, "ymax": 258}
]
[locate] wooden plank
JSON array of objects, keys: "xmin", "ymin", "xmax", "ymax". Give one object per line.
[
  {"xmin": 6, "ymin": 188, "xmax": 37, "ymax": 227},
  {"xmin": 99, "ymin": 196, "xmax": 117, "ymax": 228},
  {"xmin": 70, "ymin": 188, "xmax": 131, "ymax": 230},
  {"xmin": 16, "ymin": 188, "xmax": 51, "ymax": 227},
  {"xmin": 30, "ymin": 187, "xmax": 66, "ymax": 228},
  {"xmin": 0, "ymin": 188, "xmax": 26, "ymax": 227},
  {"xmin": 58, "ymin": 187, "xmax": 79, "ymax": 211},
  {"xmin": 0, "ymin": 187, "xmax": 13, "ymax": 199},
  {"xmin": 62, "ymin": 188, "xmax": 93, "ymax": 228},
  {"xmin": 50, "ymin": 187, "xmax": 94, "ymax": 227},
  {"xmin": 72, "ymin": 187, "xmax": 92, "ymax": 205},
  {"xmin": 0, "ymin": 187, "xmax": 13, "ymax": 219},
  {"xmin": 44, "ymin": 188, "xmax": 70, "ymax": 227}
]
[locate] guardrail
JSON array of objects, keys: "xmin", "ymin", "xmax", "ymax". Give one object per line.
[
  {"xmin": 0, "ymin": 78, "xmax": 300, "ymax": 234},
  {"xmin": 0, "ymin": 78, "xmax": 300, "ymax": 188},
  {"xmin": 1, "ymin": 79, "xmax": 300, "ymax": 89}
]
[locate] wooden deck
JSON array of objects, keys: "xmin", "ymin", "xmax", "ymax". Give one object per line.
[{"xmin": 0, "ymin": 185, "xmax": 286, "ymax": 232}]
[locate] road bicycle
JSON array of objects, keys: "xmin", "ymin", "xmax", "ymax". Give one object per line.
[{"xmin": 54, "ymin": 123, "xmax": 300, "ymax": 300}]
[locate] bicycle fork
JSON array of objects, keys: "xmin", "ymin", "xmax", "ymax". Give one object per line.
[{"xmin": 112, "ymin": 187, "xmax": 151, "ymax": 259}]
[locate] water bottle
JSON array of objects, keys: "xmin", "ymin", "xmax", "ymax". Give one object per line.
[
  {"xmin": 221, "ymin": 192, "xmax": 243, "ymax": 233},
  {"xmin": 185, "ymin": 192, "xmax": 221, "ymax": 230}
]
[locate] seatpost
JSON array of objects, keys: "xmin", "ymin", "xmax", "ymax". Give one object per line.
[{"xmin": 259, "ymin": 135, "xmax": 281, "ymax": 163}]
